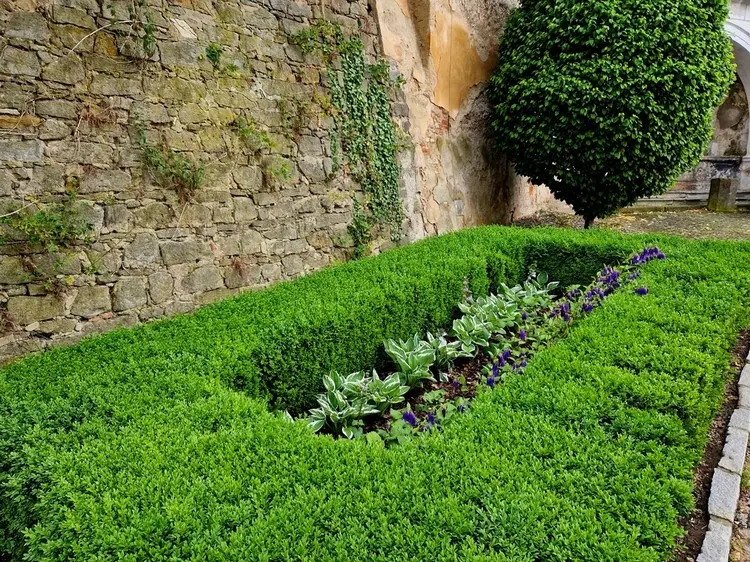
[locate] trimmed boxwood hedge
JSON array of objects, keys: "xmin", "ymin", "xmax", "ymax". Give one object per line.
[{"xmin": 1, "ymin": 227, "xmax": 749, "ymax": 561}]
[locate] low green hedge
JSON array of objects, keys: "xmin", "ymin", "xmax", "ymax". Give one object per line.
[{"xmin": 1, "ymin": 228, "xmax": 749, "ymax": 561}]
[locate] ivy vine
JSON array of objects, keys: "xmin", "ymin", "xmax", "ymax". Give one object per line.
[{"xmin": 292, "ymin": 22, "xmax": 404, "ymax": 248}]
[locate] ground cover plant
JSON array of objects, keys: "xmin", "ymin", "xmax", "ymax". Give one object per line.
[{"xmin": 1, "ymin": 228, "xmax": 749, "ymax": 561}]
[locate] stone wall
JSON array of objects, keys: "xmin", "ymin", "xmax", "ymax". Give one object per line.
[
  {"xmin": 638, "ymin": 75, "xmax": 750, "ymax": 209},
  {"xmin": 0, "ymin": 0, "xmax": 400, "ymax": 360},
  {"xmin": 372, "ymin": 0, "xmax": 567, "ymax": 230}
]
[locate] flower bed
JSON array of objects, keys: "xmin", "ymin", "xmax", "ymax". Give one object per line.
[{"xmin": 1, "ymin": 228, "xmax": 749, "ymax": 561}]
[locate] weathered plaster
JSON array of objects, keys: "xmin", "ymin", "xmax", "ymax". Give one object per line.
[{"xmin": 376, "ymin": 0, "xmax": 523, "ymax": 235}]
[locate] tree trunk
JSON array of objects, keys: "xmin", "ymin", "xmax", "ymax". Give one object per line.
[{"xmin": 583, "ymin": 216, "xmax": 595, "ymax": 229}]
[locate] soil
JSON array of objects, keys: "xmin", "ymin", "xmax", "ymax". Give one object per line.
[{"xmin": 674, "ymin": 329, "xmax": 750, "ymax": 562}]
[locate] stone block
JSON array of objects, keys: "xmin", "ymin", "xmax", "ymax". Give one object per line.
[
  {"xmin": 282, "ymin": 254, "xmax": 304, "ymax": 276},
  {"xmin": 79, "ymin": 169, "xmax": 131, "ymax": 193},
  {"xmin": 71, "ymin": 286, "xmax": 112, "ymax": 318},
  {"xmin": 707, "ymin": 178, "xmax": 738, "ymax": 212},
  {"xmin": 132, "ymin": 102, "xmax": 170, "ymax": 124},
  {"xmin": 124, "ymin": 233, "xmax": 160, "ymax": 265},
  {"xmin": 697, "ymin": 517, "xmax": 732, "ymax": 562},
  {"xmin": 34, "ymin": 252, "xmax": 81, "ymax": 276},
  {"xmin": 0, "ymin": 47, "xmax": 40, "ymax": 77},
  {"xmin": 0, "ymin": 140, "xmax": 43, "ymax": 163},
  {"xmin": 718, "ymin": 426, "xmax": 748, "ymax": 475},
  {"xmin": 89, "ymin": 76, "xmax": 142, "ymax": 96},
  {"xmin": 0, "ymin": 257, "xmax": 29, "ymax": 284},
  {"xmin": 35, "ymin": 99, "xmax": 78, "ymax": 119},
  {"xmin": 181, "ymin": 265, "xmax": 224, "ymax": 293},
  {"xmin": 71, "ymin": 201, "xmax": 104, "ymax": 235},
  {"xmin": 740, "ymin": 364, "xmax": 750, "ymax": 387},
  {"xmin": 112, "ymin": 277, "xmax": 148, "ymax": 311},
  {"xmin": 148, "ymin": 271, "xmax": 173, "ymax": 304},
  {"xmin": 307, "ymin": 230, "xmax": 332, "ymax": 250},
  {"xmin": 160, "ymin": 240, "xmax": 212, "ymax": 265},
  {"xmin": 51, "ymin": 5, "xmax": 95, "ymax": 28},
  {"xmin": 198, "ymin": 127, "xmax": 226, "ymax": 152},
  {"xmin": 6, "ymin": 11, "xmax": 51, "ymax": 41},
  {"xmin": 38, "ymin": 119, "xmax": 71, "ymax": 141},
  {"xmin": 37, "ymin": 318, "xmax": 77, "ymax": 334},
  {"xmin": 240, "ymin": 230, "xmax": 264, "ymax": 254},
  {"xmin": 233, "ymin": 197, "xmax": 258, "ymax": 222},
  {"xmin": 213, "ymin": 206, "xmax": 234, "ymax": 223},
  {"xmin": 134, "ymin": 203, "xmax": 171, "ymax": 229},
  {"xmin": 217, "ymin": 235, "xmax": 241, "ymax": 256},
  {"xmin": 42, "ymin": 55, "xmax": 85, "ymax": 85},
  {"xmin": 225, "ymin": 263, "xmax": 261, "ymax": 289},
  {"xmin": 182, "ymin": 204, "xmax": 213, "ymax": 226},
  {"xmin": 8, "ymin": 295, "xmax": 65, "ymax": 325},
  {"xmin": 740, "ymin": 384, "xmax": 750, "ymax": 410},
  {"xmin": 261, "ymin": 262, "xmax": 282, "ymax": 282},
  {"xmin": 160, "ymin": 41, "xmax": 202, "ymax": 68},
  {"xmin": 297, "ymin": 135, "xmax": 323, "ymax": 156},
  {"xmin": 46, "ymin": 141, "xmax": 114, "ymax": 164},
  {"xmin": 104, "ymin": 204, "xmax": 134, "ymax": 232},
  {"xmin": 707, "ymin": 467, "xmax": 741, "ymax": 521},
  {"xmin": 729, "ymin": 408, "xmax": 750, "ymax": 432}
]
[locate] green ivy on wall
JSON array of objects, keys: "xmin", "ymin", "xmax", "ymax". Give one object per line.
[{"xmin": 292, "ymin": 22, "xmax": 404, "ymax": 251}]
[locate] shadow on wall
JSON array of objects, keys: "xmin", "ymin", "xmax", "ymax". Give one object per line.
[{"xmin": 406, "ymin": 0, "xmax": 431, "ymax": 69}]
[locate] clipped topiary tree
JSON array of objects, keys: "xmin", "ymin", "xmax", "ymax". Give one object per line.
[{"xmin": 490, "ymin": 0, "xmax": 735, "ymax": 227}]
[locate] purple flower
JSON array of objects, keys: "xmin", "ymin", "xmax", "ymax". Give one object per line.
[
  {"xmin": 635, "ymin": 287, "xmax": 649, "ymax": 296},
  {"xmin": 492, "ymin": 363, "xmax": 499, "ymax": 378},
  {"xmin": 519, "ymin": 330, "xmax": 527, "ymax": 341},
  {"xmin": 520, "ymin": 359, "xmax": 527, "ymax": 369},
  {"xmin": 502, "ymin": 349, "xmax": 512, "ymax": 361},
  {"xmin": 402, "ymin": 411, "xmax": 417, "ymax": 427},
  {"xmin": 487, "ymin": 377, "xmax": 496, "ymax": 389},
  {"xmin": 458, "ymin": 405, "xmax": 467, "ymax": 413},
  {"xmin": 427, "ymin": 412, "xmax": 436, "ymax": 426},
  {"xmin": 583, "ymin": 303, "xmax": 594, "ymax": 314},
  {"xmin": 452, "ymin": 380, "xmax": 460, "ymax": 389},
  {"xmin": 521, "ymin": 311, "xmax": 528, "ymax": 321}
]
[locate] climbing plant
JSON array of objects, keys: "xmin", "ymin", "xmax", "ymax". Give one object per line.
[{"xmin": 292, "ymin": 22, "xmax": 404, "ymax": 247}]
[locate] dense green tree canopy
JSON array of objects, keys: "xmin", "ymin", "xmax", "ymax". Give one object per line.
[{"xmin": 490, "ymin": 0, "xmax": 735, "ymax": 225}]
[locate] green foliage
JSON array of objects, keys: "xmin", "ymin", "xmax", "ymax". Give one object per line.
[
  {"xmin": 293, "ymin": 22, "xmax": 404, "ymax": 247},
  {"xmin": 205, "ymin": 42, "xmax": 223, "ymax": 69},
  {"xmin": 348, "ymin": 198, "xmax": 371, "ymax": 258},
  {"xmin": 230, "ymin": 116, "xmax": 275, "ymax": 153},
  {"xmin": 384, "ymin": 334, "xmax": 436, "ymax": 388},
  {"xmin": 489, "ymin": 0, "xmax": 735, "ymax": 225},
  {"xmin": 135, "ymin": 121, "xmax": 204, "ymax": 203},
  {"xmin": 2, "ymin": 228, "xmax": 749, "ymax": 560},
  {"xmin": 108, "ymin": 0, "xmax": 156, "ymax": 60},
  {"xmin": 0, "ymin": 201, "xmax": 92, "ymax": 253}
]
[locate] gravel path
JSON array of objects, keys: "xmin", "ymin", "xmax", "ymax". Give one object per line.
[{"xmin": 514, "ymin": 209, "xmax": 750, "ymax": 241}]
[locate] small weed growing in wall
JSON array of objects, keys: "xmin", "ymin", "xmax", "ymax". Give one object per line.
[
  {"xmin": 292, "ymin": 21, "xmax": 405, "ymax": 253},
  {"xmin": 231, "ymin": 116, "xmax": 276, "ymax": 153},
  {"xmin": 135, "ymin": 120, "xmax": 204, "ymax": 204},
  {"xmin": 269, "ymin": 162, "xmax": 292, "ymax": 183},
  {"xmin": 205, "ymin": 42, "xmax": 224, "ymax": 70},
  {"xmin": 0, "ymin": 197, "xmax": 93, "ymax": 300},
  {"xmin": 0, "ymin": 199, "xmax": 93, "ymax": 254},
  {"xmin": 107, "ymin": 0, "xmax": 157, "ymax": 60},
  {"xmin": 79, "ymin": 102, "xmax": 116, "ymax": 129}
]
